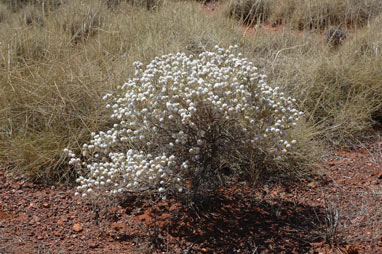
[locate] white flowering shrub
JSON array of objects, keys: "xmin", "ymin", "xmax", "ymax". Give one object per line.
[{"xmin": 65, "ymin": 45, "xmax": 303, "ymax": 198}]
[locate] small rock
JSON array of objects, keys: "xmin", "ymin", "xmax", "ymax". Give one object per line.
[
  {"xmin": 307, "ymin": 182, "xmax": 317, "ymax": 188},
  {"xmin": 33, "ymin": 215, "xmax": 40, "ymax": 222},
  {"xmin": 42, "ymin": 203, "xmax": 50, "ymax": 208},
  {"xmin": 23, "ymin": 182, "xmax": 34, "ymax": 188},
  {"xmin": 28, "ymin": 202, "xmax": 36, "ymax": 209},
  {"xmin": 89, "ymin": 242, "xmax": 99, "ymax": 248},
  {"xmin": 72, "ymin": 223, "xmax": 83, "ymax": 232},
  {"xmin": 17, "ymin": 190, "xmax": 23, "ymax": 194},
  {"xmin": 57, "ymin": 220, "xmax": 64, "ymax": 226},
  {"xmin": 37, "ymin": 235, "xmax": 43, "ymax": 240}
]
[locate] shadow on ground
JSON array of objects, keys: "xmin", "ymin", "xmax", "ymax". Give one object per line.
[{"xmin": 122, "ymin": 185, "xmax": 326, "ymax": 254}]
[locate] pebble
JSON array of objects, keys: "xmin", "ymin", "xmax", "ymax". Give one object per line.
[
  {"xmin": 28, "ymin": 202, "xmax": 36, "ymax": 209},
  {"xmin": 89, "ymin": 242, "xmax": 99, "ymax": 248},
  {"xmin": 72, "ymin": 223, "xmax": 83, "ymax": 232}
]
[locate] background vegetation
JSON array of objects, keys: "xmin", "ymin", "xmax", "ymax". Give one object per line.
[{"xmin": 0, "ymin": 0, "xmax": 381, "ymax": 183}]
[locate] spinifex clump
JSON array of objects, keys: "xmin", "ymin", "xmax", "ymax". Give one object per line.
[{"xmin": 65, "ymin": 45, "xmax": 303, "ymax": 198}]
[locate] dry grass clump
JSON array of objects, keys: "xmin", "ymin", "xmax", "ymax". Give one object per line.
[
  {"xmin": 94, "ymin": 0, "xmax": 245, "ymax": 63},
  {"xmin": 282, "ymin": 16, "xmax": 382, "ymax": 146},
  {"xmin": 11, "ymin": 28, "xmax": 50, "ymax": 62},
  {"xmin": 1, "ymin": 0, "xmax": 64, "ymax": 12},
  {"xmin": 105, "ymin": 0, "xmax": 163, "ymax": 10},
  {"xmin": 345, "ymin": 16, "xmax": 382, "ymax": 58},
  {"xmin": 54, "ymin": 0, "xmax": 106, "ymax": 44},
  {"xmin": 285, "ymin": 0, "xmax": 382, "ymax": 30},
  {"xmin": 227, "ymin": 0, "xmax": 270, "ymax": 25},
  {"xmin": 0, "ymin": 2, "xmax": 9, "ymax": 22},
  {"xmin": 237, "ymin": 26, "xmax": 323, "ymax": 84},
  {"xmin": 17, "ymin": 3, "xmax": 45, "ymax": 26},
  {"xmin": 293, "ymin": 57, "xmax": 382, "ymax": 146},
  {"xmin": 0, "ymin": 44, "xmax": 113, "ymax": 181},
  {"xmin": 227, "ymin": 0, "xmax": 382, "ymax": 30}
]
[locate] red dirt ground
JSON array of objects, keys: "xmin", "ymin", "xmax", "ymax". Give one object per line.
[{"xmin": 1, "ymin": 134, "xmax": 382, "ymax": 254}]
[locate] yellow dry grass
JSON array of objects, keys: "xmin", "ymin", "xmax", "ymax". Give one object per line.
[{"xmin": 1, "ymin": 0, "xmax": 381, "ymax": 182}]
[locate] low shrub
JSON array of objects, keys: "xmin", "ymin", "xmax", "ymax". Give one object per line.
[
  {"xmin": 288, "ymin": 25, "xmax": 382, "ymax": 146},
  {"xmin": 66, "ymin": 46, "xmax": 305, "ymax": 199}
]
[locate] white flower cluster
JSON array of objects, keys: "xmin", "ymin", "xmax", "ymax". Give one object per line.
[{"xmin": 65, "ymin": 45, "xmax": 303, "ymax": 197}]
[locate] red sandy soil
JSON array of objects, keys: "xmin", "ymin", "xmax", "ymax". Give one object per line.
[
  {"xmin": 1, "ymin": 3, "xmax": 381, "ymax": 254},
  {"xmin": 1, "ymin": 134, "xmax": 382, "ymax": 254}
]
